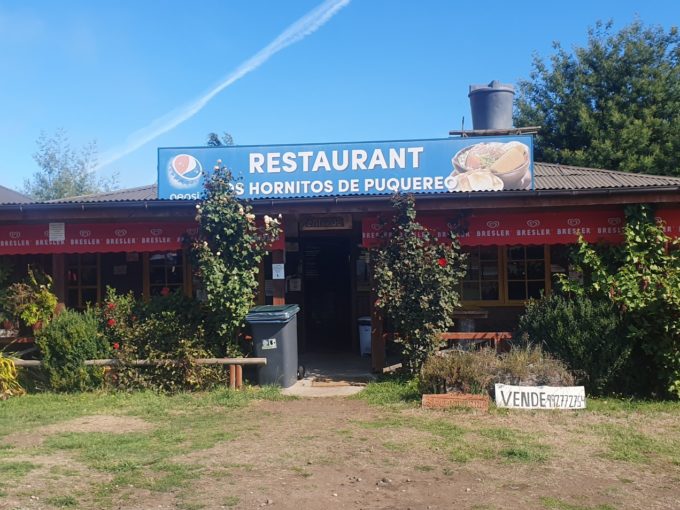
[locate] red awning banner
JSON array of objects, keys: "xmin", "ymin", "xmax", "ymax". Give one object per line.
[
  {"xmin": 0, "ymin": 220, "xmax": 284, "ymax": 255},
  {"xmin": 361, "ymin": 209, "xmax": 659, "ymax": 248}
]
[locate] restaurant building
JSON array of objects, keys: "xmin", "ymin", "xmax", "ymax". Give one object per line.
[
  {"xmin": 3, "ymin": 157, "xmax": 680, "ymax": 370},
  {"xmin": 2, "ymin": 85, "xmax": 680, "ymax": 370}
]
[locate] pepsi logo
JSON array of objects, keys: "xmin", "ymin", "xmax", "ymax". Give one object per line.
[
  {"xmin": 527, "ymin": 219, "xmax": 540, "ymax": 228},
  {"xmin": 486, "ymin": 220, "xmax": 500, "ymax": 229},
  {"xmin": 115, "ymin": 229, "xmax": 127, "ymax": 237},
  {"xmin": 567, "ymin": 218, "xmax": 581, "ymax": 227},
  {"xmin": 9, "ymin": 231, "xmax": 20, "ymax": 239},
  {"xmin": 371, "ymin": 223, "xmax": 381, "ymax": 232},
  {"xmin": 608, "ymin": 218, "xmax": 622, "ymax": 226},
  {"xmin": 168, "ymin": 154, "xmax": 202, "ymax": 188},
  {"xmin": 446, "ymin": 222, "xmax": 455, "ymax": 230},
  {"xmin": 150, "ymin": 228, "xmax": 163, "ymax": 236},
  {"xmin": 79, "ymin": 230, "xmax": 91, "ymax": 238}
]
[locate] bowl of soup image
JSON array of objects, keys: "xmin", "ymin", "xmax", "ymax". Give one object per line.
[{"xmin": 452, "ymin": 141, "xmax": 530, "ymax": 189}]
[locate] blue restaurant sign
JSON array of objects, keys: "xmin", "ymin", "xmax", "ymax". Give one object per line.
[{"xmin": 157, "ymin": 135, "xmax": 534, "ymax": 200}]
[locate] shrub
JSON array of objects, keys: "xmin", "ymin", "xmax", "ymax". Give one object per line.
[
  {"xmin": 97, "ymin": 287, "xmax": 136, "ymax": 353},
  {"xmin": 419, "ymin": 348, "xmax": 498, "ymax": 395},
  {"xmin": 109, "ymin": 293, "xmax": 222, "ymax": 392},
  {"xmin": 3, "ymin": 267, "xmax": 57, "ymax": 332},
  {"xmin": 373, "ymin": 194, "xmax": 467, "ymax": 374},
  {"xmin": 558, "ymin": 204, "xmax": 680, "ymax": 398},
  {"xmin": 36, "ymin": 309, "xmax": 109, "ymax": 392},
  {"xmin": 517, "ymin": 293, "xmax": 629, "ymax": 395},
  {"xmin": 497, "ymin": 345, "xmax": 575, "ymax": 387},
  {"xmin": 418, "ymin": 346, "xmax": 573, "ymax": 395},
  {"xmin": 0, "ymin": 353, "xmax": 25, "ymax": 399}
]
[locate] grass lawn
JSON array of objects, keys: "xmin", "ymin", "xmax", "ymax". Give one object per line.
[{"xmin": 1, "ymin": 380, "xmax": 679, "ymax": 509}]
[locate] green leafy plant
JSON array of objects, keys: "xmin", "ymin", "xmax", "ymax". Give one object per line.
[
  {"xmin": 373, "ymin": 194, "xmax": 467, "ymax": 374},
  {"xmin": 0, "ymin": 352, "xmax": 25, "ymax": 399},
  {"xmin": 517, "ymin": 293, "xmax": 629, "ymax": 395},
  {"xmin": 191, "ymin": 164, "xmax": 281, "ymax": 355},
  {"xmin": 36, "ymin": 309, "xmax": 109, "ymax": 392},
  {"xmin": 96, "ymin": 287, "xmax": 137, "ymax": 353},
  {"xmin": 3, "ymin": 267, "xmax": 57, "ymax": 331},
  {"xmin": 559, "ymin": 204, "xmax": 680, "ymax": 398},
  {"xmin": 97, "ymin": 288, "xmax": 221, "ymax": 392},
  {"xmin": 110, "ymin": 302, "xmax": 221, "ymax": 393}
]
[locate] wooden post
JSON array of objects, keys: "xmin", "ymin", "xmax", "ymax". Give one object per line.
[
  {"xmin": 272, "ymin": 250, "xmax": 285, "ymax": 305},
  {"xmin": 142, "ymin": 253, "xmax": 150, "ymax": 300},
  {"xmin": 229, "ymin": 365, "xmax": 236, "ymax": 390},
  {"xmin": 369, "ymin": 261, "xmax": 385, "ymax": 373},
  {"xmin": 235, "ymin": 365, "xmax": 243, "ymax": 389}
]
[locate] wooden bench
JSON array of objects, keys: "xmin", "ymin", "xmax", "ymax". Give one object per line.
[{"xmin": 440, "ymin": 332, "xmax": 513, "ymax": 352}]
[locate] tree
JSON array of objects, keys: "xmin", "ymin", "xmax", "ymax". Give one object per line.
[
  {"xmin": 206, "ymin": 132, "xmax": 234, "ymax": 147},
  {"xmin": 373, "ymin": 194, "xmax": 467, "ymax": 374},
  {"xmin": 515, "ymin": 20, "xmax": 680, "ymax": 175},
  {"xmin": 24, "ymin": 129, "xmax": 118, "ymax": 200}
]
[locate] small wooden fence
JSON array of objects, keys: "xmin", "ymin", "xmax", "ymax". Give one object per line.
[{"xmin": 10, "ymin": 357, "xmax": 266, "ymax": 390}]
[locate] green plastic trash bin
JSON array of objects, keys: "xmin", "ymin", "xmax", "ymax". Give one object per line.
[{"xmin": 245, "ymin": 305, "xmax": 300, "ymax": 388}]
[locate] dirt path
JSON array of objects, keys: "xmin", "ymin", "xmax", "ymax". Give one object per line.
[
  {"xmin": 172, "ymin": 399, "xmax": 680, "ymax": 510},
  {"xmin": 2, "ymin": 396, "xmax": 680, "ymax": 509}
]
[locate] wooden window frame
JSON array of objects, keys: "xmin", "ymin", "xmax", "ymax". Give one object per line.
[
  {"xmin": 66, "ymin": 253, "xmax": 101, "ymax": 308},
  {"xmin": 461, "ymin": 245, "xmax": 552, "ymax": 307},
  {"xmin": 460, "ymin": 246, "xmax": 503, "ymax": 306},
  {"xmin": 505, "ymin": 245, "xmax": 551, "ymax": 305},
  {"xmin": 146, "ymin": 250, "xmax": 186, "ymax": 298}
]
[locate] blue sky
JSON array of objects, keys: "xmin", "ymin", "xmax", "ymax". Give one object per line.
[{"xmin": 1, "ymin": 0, "xmax": 678, "ymax": 192}]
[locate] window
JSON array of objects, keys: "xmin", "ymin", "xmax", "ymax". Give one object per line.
[
  {"xmin": 66, "ymin": 254, "xmax": 100, "ymax": 308},
  {"xmin": 149, "ymin": 251, "xmax": 184, "ymax": 296},
  {"xmin": 506, "ymin": 246, "xmax": 546, "ymax": 300},
  {"xmin": 461, "ymin": 246, "xmax": 500, "ymax": 301}
]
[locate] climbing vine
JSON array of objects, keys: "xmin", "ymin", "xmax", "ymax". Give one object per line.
[
  {"xmin": 373, "ymin": 194, "xmax": 467, "ymax": 375},
  {"xmin": 192, "ymin": 163, "xmax": 281, "ymax": 355}
]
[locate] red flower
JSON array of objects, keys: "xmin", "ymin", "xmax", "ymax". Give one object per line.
[
  {"xmin": 107, "ymin": 302, "xmax": 116, "ymax": 310},
  {"xmin": 113, "ymin": 342, "xmax": 120, "ymax": 350},
  {"xmin": 160, "ymin": 287, "xmax": 171, "ymax": 297},
  {"xmin": 107, "ymin": 318, "xmax": 116, "ymax": 327},
  {"xmin": 438, "ymin": 257, "xmax": 447, "ymax": 267}
]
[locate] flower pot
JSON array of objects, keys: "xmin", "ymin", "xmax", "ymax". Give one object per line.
[{"xmin": 421, "ymin": 393, "xmax": 490, "ymax": 411}]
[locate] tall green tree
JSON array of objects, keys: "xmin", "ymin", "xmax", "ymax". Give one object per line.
[
  {"xmin": 515, "ymin": 20, "xmax": 680, "ymax": 175},
  {"xmin": 24, "ymin": 128, "xmax": 118, "ymax": 200}
]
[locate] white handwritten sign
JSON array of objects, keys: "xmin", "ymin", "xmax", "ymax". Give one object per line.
[{"xmin": 494, "ymin": 384, "xmax": 586, "ymax": 410}]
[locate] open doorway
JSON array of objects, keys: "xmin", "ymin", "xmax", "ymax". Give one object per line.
[{"xmin": 301, "ymin": 236, "xmax": 352, "ymax": 352}]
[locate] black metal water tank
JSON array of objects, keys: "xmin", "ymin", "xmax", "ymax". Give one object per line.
[{"xmin": 468, "ymin": 80, "xmax": 515, "ymax": 130}]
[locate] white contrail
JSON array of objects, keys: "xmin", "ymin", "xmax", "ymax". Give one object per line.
[{"xmin": 97, "ymin": 0, "xmax": 351, "ymax": 170}]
